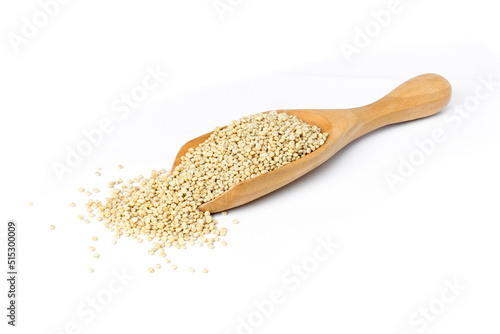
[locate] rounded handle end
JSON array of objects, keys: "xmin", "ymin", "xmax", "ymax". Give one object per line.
[{"xmin": 354, "ymin": 74, "xmax": 452, "ymax": 134}]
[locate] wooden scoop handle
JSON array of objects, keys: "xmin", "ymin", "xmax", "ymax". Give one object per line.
[{"xmin": 351, "ymin": 73, "xmax": 452, "ymax": 137}]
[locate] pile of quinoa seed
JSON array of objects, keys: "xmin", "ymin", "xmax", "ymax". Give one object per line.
[{"xmin": 86, "ymin": 111, "xmax": 328, "ymax": 252}]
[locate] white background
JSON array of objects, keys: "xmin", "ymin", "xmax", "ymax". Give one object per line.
[{"xmin": 1, "ymin": 0, "xmax": 499, "ymax": 333}]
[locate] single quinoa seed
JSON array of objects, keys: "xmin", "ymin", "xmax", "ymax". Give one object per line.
[
  {"xmin": 188, "ymin": 267, "xmax": 195, "ymax": 272},
  {"xmin": 221, "ymin": 211, "xmax": 228, "ymax": 215},
  {"xmin": 93, "ymin": 253, "xmax": 100, "ymax": 259},
  {"xmin": 91, "ymin": 236, "xmax": 98, "ymax": 241},
  {"xmin": 89, "ymin": 268, "xmax": 94, "ymax": 273},
  {"xmin": 49, "ymin": 225, "xmax": 55, "ymax": 230},
  {"xmin": 69, "ymin": 203, "xmax": 76, "ymax": 207},
  {"xmin": 89, "ymin": 246, "xmax": 96, "ymax": 252},
  {"xmin": 155, "ymin": 264, "xmax": 161, "ymax": 269},
  {"xmin": 148, "ymin": 267, "xmax": 154, "ymax": 273},
  {"xmin": 79, "ymin": 188, "xmax": 85, "ymax": 192},
  {"xmin": 118, "ymin": 165, "xmax": 123, "ymax": 169},
  {"xmin": 171, "ymin": 264, "xmax": 177, "ymax": 270},
  {"xmin": 202, "ymin": 269, "xmax": 208, "ymax": 273},
  {"xmin": 232, "ymin": 219, "xmax": 239, "ymax": 224},
  {"xmin": 28, "ymin": 202, "xmax": 33, "ymax": 206}
]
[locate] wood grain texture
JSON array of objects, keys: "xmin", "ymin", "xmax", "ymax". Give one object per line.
[{"xmin": 171, "ymin": 73, "xmax": 452, "ymax": 213}]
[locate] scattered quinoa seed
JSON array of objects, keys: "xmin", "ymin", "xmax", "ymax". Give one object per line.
[
  {"xmin": 202, "ymin": 269, "xmax": 208, "ymax": 273},
  {"xmin": 28, "ymin": 202, "xmax": 33, "ymax": 206},
  {"xmin": 95, "ymin": 172, "xmax": 101, "ymax": 176},
  {"xmin": 155, "ymin": 264, "xmax": 161, "ymax": 269},
  {"xmin": 148, "ymin": 267, "xmax": 154, "ymax": 273},
  {"xmin": 91, "ymin": 236, "xmax": 98, "ymax": 241},
  {"xmin": 89, "ymin": 246, "xmax": 95, "ymax": 252},
  {"xmin": 88, "ymin": 268, "xmax": 94, "ymax": 273},
  {"xmin": 118, "ymin": 164, "xmax": 123, "ymax": 169},
  {"xmin": 79, "ymin": 188, "xmax": 85, "ymax": 192},
  {"xmin": 49, "ymin": 225, "xmax": 55, "ymax": 230},
  {"xmin": 232, "ymin": 219, "xmax": 239, "ymax": 224},
  {"xmin": 221, "ymin": 211, "xmax": 228, "ymax": 215},
  {"xmin": 171, "ymin": 264, "xmax": 177, "ymax": 270},
  {"xmin": 188, "ymin": 267, "xmax": 195, "ymax": 272},
  {"xmin": 69, "ymin": 203, "xmax": 76, "ymax": 207},
  {"xmin": 93, "ymin": 253, "xmax": 100, "ymax": 259}
]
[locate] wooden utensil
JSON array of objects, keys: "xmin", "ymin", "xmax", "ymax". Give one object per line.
[{"xmin": 172, "ymin": 73, "xmax": 452, "ymax": 213}]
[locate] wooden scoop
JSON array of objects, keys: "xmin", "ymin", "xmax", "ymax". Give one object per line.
[{"xmin": 172, "ymin": 73, "xmax": 452, "ymax": 213}]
